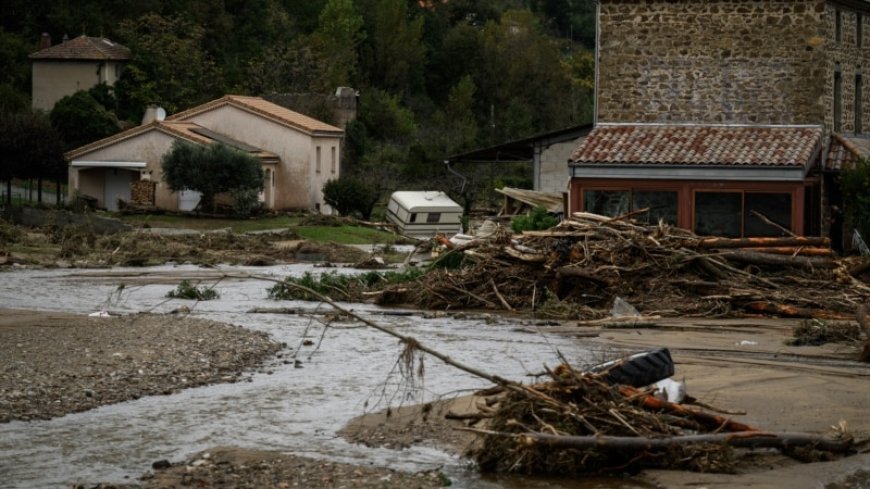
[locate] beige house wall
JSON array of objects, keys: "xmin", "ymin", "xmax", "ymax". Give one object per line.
[
  {"xmin": 309, "ymin": 138, "xmax": 340, "ymax": 212},
  {"xmin": 180, "ymin": 106, "xmax": 342, "ymax": 211},
  {"xmin": 68, "ymin": 131, "xmax": 182, "ymax": 210},
  {"xmin": 539, "ymin": 138, "xmax": 584, "ymax": 193},
  {"xmin": 32, "ymin": 60, "xmax": 124, "ymax": 112}
]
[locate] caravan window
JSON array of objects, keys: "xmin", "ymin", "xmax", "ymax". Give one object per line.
[
  {"xmin": 410, "ymin": 213, "xmax": 418, "ymax": 223},
  {"xmin": 426, "ymin": 212, "xmax": 441, "ymax": 223}
]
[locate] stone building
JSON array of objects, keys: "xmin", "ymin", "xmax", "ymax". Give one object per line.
[
  {"xmin": 595, "ymin": 0, "xmax": 869, "ymax": 133},
  {"xmin": 568, "ymin": 0, "xmax": 870, "ymax": 239}
]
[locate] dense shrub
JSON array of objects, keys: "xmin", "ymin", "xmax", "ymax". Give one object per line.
[
  {"xmin": 322, "ymin": 176, "xmax": 380, "ymax": 220},
  {"xmin": 511, "ymin": 205, "xmax": 559, "ymax": 233},
  {"xmin": 166, "ymin": 280, "xmax": 219, "ymax": 300}
]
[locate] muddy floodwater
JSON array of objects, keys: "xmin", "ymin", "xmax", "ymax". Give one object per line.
[{"xmin": 0, "ymin": 264, "xmax": 648, "ymax": 489}]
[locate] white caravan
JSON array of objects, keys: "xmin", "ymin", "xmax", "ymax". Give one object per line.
[{"xmin": 386, "ymin": 191, "xmax": 463, "ymax": 238}]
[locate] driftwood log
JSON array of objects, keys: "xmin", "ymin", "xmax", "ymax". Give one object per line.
[{"xmin": 466, "ymin": 430, "xmax": 854, "ymax": 453}]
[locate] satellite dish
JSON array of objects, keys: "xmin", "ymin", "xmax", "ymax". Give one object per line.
[{"xmin": 155, "ymin": 107, "xmax": 166, "ymax": 121}]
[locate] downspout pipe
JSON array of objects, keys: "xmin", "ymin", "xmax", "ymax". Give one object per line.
[{"xmin": 594, "ymin": 0, "xmax": 600, "ymax": 126}]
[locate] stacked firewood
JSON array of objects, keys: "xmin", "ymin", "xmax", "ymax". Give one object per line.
[{"xmin": 378, "ymin": 213, "xmax": 870, "ymax": 319}]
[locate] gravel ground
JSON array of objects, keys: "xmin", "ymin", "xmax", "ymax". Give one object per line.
[
  {"xmin": 0, "ymin": 308, "xmax": 283, "ymax": 423},
  {"xmin": 78, "ymin": 447, "xmax": 448, "ymax": 489},
  {"xmin": 1, "ymin": 308, "xmax": 449, "ymax": 489}
]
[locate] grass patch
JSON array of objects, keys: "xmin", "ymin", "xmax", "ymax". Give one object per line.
[
  {"xmin": 119, "ymin": 214, "xmax": 398, "ymax": 244},
  {"xmin": 166, "ymin": 280, "xmax": 220, "ymax": 300},
  {"xmin": 120, "ymin": 214, "xmax": 297, "ymax": 232},
  {"xmin": 294, "ymin": 225, "xmax": 398, "ymax": 245},
  {"xmin": 269, "ymin": 268, "xmax": 425, "ymax": 302}
]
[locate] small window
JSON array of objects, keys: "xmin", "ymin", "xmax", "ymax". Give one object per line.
[
  {"xmin": 426, "ymin": 212, "xmax": 441, "ymax": 223},
  {"xmin": 410, "ymin": 212, "xmax": 418, "ymax": 223},
  {"xmin": 330, "ymin": 146, "xmax": 336, "ymax": 173},
  {"xmin": 835, "ymin": 69, "xmax": 843, "ymax": 132},
  {"xmin": 316, "ymin": 146, "xmax": 322, "ymax": 173},
  {"xmin": 856, "ymin": 74, "xmax": 863, "ymax": 133},
  {"xmin": 836, "ymin": 9, "xmax": 842, "ymax": 43}
]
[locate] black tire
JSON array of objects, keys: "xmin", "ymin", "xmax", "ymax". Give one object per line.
[{"xmin": 588, "ymin": 348, "xmax": 674, "ymax": 388}]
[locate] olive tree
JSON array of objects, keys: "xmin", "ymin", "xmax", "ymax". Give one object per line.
[{"xmin": 161, "ymin": 141, "xmax": 264, "ymax": 214}]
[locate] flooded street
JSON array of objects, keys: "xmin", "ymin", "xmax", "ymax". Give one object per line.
[{"xmin": 0, "ymin": 265, "xmax": 636, "ymax": 489}]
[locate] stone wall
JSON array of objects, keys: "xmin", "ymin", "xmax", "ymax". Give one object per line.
[
  {"xmin": 597, "ymin": 0, "xmax": 830, "ymax": 125},
  {"xmin": 822, "ymin": 3, "xmax": 870, "ymax": 134}
]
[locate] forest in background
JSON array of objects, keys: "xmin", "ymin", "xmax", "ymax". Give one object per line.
[{"xmin": 0, "ymin": 0, "xmax": 595, "ymax": 208}]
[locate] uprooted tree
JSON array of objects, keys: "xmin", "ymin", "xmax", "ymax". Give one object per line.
[{"xmin": 161, "ymin": 141, "xmax": 264, "ymax": 215}]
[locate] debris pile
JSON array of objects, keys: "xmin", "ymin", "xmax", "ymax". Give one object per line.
[
  {"xmin": 463, "ymin": 361, "xmax": 853, "ymax": 476},
  {"xmin": 378, "ymin": 213, "xmax": 870, "ymax": 319}
]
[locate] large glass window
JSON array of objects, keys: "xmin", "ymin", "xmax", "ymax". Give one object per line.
[
  {"xmin": 744, "ymin": 193, "xmax": 792, "ymax": 237},
  {"xmin": 426, "ymin": 212, "xmax": 441, "ymax": 223},
  {"xmin": 633, "ymin": 191, "xmax": 678, "ymax": 225},
  {"xmin": 584, "ymin": 190, "xmax": 629, "ymax": 217},
  {"xmin": 694, "ymin": 191, "xmax": 793, "ymax": 237},
  {"xmin": 584, "ymin": 189, "xmax": 678, "ymax": 224},
  {"xmin": 694, "ymin": 192, "xmax": 742, "ymax": 237}
]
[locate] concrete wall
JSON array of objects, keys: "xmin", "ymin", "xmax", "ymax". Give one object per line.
[
  {"xmin": 539, "ymin": 138, "xmax": 584, "ymax": 193},
  {"xmin": 182, "ymin": 105, "xmax": 342, "ymax": 211},
  {"xmin": 32, "ymin": 60, "xmax": 124, "ymax": 112},
  {"xmin": 597, "ymin": 0, "xmax": 832, "ymax": 125}
]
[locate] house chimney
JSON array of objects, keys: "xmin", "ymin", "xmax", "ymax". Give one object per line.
[
  {"xmin": 62, "ymin": 34, "xmax": 69, "ymax": 43},
  {"xmin": 141, "ymin": 104, "xmax": 167, "ymax": 124},
  {"xmin": 39, "ymin": 33, "xmax": 51, "ymax": 50}
]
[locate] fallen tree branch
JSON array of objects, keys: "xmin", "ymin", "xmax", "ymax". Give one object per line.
[
  {"xmin": 459, "ymin": 428, "xmax": 853, "ymax": 453},
  {"xmin": 723, "ymin": 251, "xmax": 838, "ymax": 270},
  {"xmin": 694, "ymin": 236, "xmax": 831, "ymax": 249},
  {"xmin": 618, "ymin": 385, "xmax": 759, "ymax": 433}
]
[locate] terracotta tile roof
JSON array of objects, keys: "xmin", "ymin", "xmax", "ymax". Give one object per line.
[
  {"xmin": 65, "ymin": 121, "xmax": 277, "ymax": 161},
  {"xmin": 826, "ymin": 133, "xmax": 870, "ymax": 171},
  {"xmin": 570, "ymin": 124, "xmax": 823, "ymax": 168},
  {"xmin": 29, "ymin": 35, "xmax": 130, "ymax": 60},
  {"xmin": 167, "ymin": 95, "xmax": 344, "ymax": 135}
]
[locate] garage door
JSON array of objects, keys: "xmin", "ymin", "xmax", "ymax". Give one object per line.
[{"xmin": 104, "ymin": 170, "xmax": 134, "ymax": 211}]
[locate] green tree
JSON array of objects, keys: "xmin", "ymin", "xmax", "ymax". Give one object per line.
[
  {"xmin": 115, "ymin": 13, "xmax": 223, "ymax": 120},
  {"xmin": 359, "ymin": 0, "xmax": 425, "ymax": 95},
  {"xmin": 322, "ymin": 175, "xmax": 379, "ymax": 219},
  {"xmin": 310, "ymin": 0, "xmax": 365, "ymax": 89},
  {"xmin": 160, "ymin": 141, "xmax": 264, "ymax": 214},
  {"xmin": 840, "ymin": 158, "xmax": 870, "ymax": 245},
  {"xmin": 0, "ymin": 28, "xmax": 30, "ymax": 97},
  {"xmin": 50, "ymin": 86, "xmax": 120, "ymax": 150},
  {"xmin": 0, "ymin": 111, "xmax": 65, "ymax": 206},
  {"xmin": 425, "ymin": 75, "xmax": 479, "ymax": 156},
  {"xmin": 244, "ymin": 38, "xmax": 329, "ymax": 94},
  {"xmin": 476, "ymin": 10, "xmax": 575, "ymax": 142}
]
